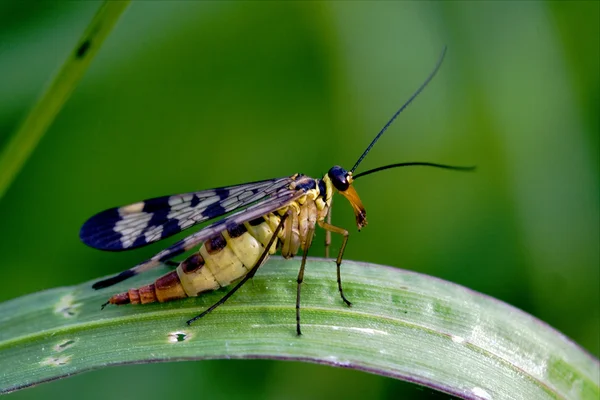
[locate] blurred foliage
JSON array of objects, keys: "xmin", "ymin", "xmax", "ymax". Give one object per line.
[{"xmin": 0, "ymin": 1, "xmax": 597, "ymax": 399}]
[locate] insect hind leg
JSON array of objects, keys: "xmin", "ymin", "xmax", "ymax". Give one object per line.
[
  {"xmin": 186, "ymin": 211, "xmax": 289, "ymax": 326},
  {"xmin": 296, "ymin": 225, "xmax": 315, "ymax": 336},
  {"xmin": 317, "ymin": 220, "xmax": 352, "ymax": 307}
]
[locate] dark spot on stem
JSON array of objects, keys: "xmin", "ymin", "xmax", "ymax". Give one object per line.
[{"xmin": 75, "ymin": 39, "xmax": 91, "ymax": 58}]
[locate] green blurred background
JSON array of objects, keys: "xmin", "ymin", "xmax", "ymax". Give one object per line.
[{"xmin": 1, "ymin": 1, "xmax": 598, "ymax": 399}]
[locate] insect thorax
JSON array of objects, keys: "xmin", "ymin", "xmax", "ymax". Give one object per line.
[
  {"xmin": 186, "ymin": 176, "xmax": 328, "ymax": 288},
  {"xmin": 277, "ymin": 175, "xmax": 330, "ymax": 258}
]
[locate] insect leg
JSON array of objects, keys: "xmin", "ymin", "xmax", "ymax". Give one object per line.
[
  {"xmin": 296, "ymin": 225, "xmax": 315, "ymax": 336},
  {"xmin": 186, "ymin": 212, "xmax": 289, "ymax": 326},
  {"xmin": 317, "ymin": 221, "xmax": 352, "ymax": 307},
  {"xmin": 324, "ymin": 198, "xmax": 332, "ymax": 259}
]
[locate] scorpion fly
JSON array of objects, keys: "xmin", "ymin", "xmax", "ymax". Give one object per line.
[{"xmin": 81, "ymin": 47, "xmax": 473, "ymax": 335}]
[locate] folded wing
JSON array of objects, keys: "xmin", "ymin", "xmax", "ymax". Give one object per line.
[{"xmin": 80, "ymin": 177, "xmax": 293, "ymax": 251}]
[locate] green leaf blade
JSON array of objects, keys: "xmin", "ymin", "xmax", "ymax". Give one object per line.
[{"xmin": 0, "ymin": 258, "xmax": 597, "ymax": 399}]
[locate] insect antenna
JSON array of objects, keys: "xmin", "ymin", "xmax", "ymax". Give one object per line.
[
  {"xmin": 350, "ymin": 46, "xmax": 447, "ymax": 175},
  {"xmin": 353, "ymin": 162, "xmax": 475, "ymax": 180}
]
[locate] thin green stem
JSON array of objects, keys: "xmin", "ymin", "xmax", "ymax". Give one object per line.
[{"xmin": 0, "ymin": 1, "xmax": 131, "ymax": 200}]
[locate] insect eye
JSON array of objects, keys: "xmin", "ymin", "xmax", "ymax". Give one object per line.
[{"xmin": 328, "ymin": 166, "xmax": 350, "ymax": 191}]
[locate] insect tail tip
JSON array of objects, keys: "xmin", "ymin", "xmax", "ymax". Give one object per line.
[{"xmin": 100, "ymin": 301, "xmax": 110, "ymax": 310}]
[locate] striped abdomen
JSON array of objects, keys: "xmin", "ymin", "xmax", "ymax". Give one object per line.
[
  {"xmin": 105, "ymin": 214, "xmax": 281, "ymax": 306},
  {"xmin": 104, "ymin": 194, "xmax": 326, "ymax": 307}
]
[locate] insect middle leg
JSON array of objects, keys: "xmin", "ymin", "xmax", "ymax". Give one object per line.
[
  {"xmin": 317, "ymin": 220, "xmax": 352, "ymax": 307},
  {"xmin": 186, "ymin": 212, "xmax": 289, "ymax": 326}
]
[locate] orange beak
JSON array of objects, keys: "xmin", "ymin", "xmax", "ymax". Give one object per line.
[{"xmin": 339, "ymin": 185, "xmax": 367, "ymax": 230}]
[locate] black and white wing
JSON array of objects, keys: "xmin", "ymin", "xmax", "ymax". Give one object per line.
[
  {"xmin": 91, "ymin": 185, "xmax": 307, "ymax": 289},
  {"xmin": 80, "ymin": 177, "xmax": 294, "ymax": 251}
]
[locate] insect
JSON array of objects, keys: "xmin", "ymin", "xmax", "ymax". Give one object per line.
[{"xmin": 81, "ymin": 47, "xmax": 473, "ymax": 335}]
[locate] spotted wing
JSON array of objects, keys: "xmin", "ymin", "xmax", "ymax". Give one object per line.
[
  {"xmin": 80, "ymin": 177, "xmax": 294, "ymax": 251},
  {"xmin": 92, "ymin": 187, "xmax": 306, "ymax": 289}
]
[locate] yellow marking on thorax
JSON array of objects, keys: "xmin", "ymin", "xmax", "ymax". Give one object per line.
[{"xmin": 321, "ymin": 175, "xmax": 334, "ymax": 204}]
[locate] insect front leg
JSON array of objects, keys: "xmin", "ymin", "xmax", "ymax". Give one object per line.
[
  {"xmin": 317, "ymin": 220, "xmax": 351, "ymax": 307},
  {"xmin": 324, "ymin": 198, "xmax": 332, "ymax": 259},
  {"xmin": 186, "ymin": 212, "xmax": 289, "ymax": 326}
]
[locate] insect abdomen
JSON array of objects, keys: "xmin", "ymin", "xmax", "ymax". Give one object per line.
[
  {"xmin": 105, "ymin": 270, "xmax": 187, "ymax": 305},
  {"xmin": 105, "ymin": 217, "xmax": 280, "ymax": 306}
]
